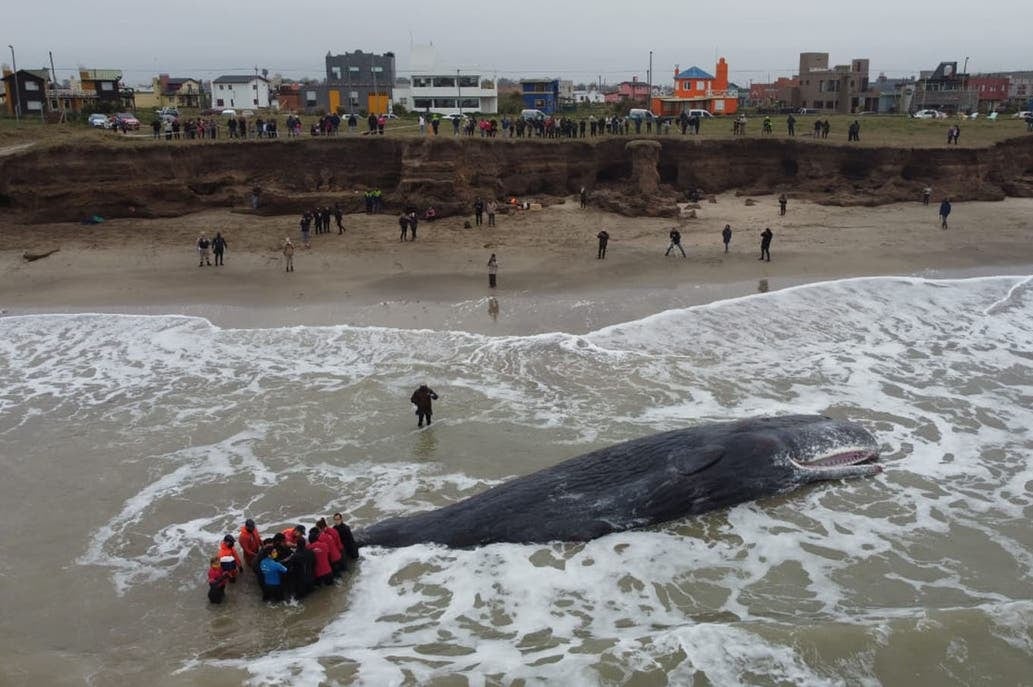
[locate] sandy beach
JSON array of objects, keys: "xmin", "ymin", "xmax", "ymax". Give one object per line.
[{"xmin": 2, "ymin": 193, "xmax": 1031, "ymax": 333}]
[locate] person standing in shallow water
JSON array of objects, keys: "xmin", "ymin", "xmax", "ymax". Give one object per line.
[
  {"xmin": 411, "ymin": 384, "xmax": 439, "ymax": 427},
  {"xmin": 487, "ymin": 253, "xmax": 498, "ymax": 288},
  {"xmin": 939, "ymin": 198, "xmax": 952, "ymax": 229},
  {"xmin": 759, "ymin": 227, "xmax": 773, "ymax": 261}
]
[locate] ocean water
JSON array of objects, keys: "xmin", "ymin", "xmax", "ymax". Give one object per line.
[{"xmin": 1, "ymin": 275, "xmax": 1031, "ymax": 686}]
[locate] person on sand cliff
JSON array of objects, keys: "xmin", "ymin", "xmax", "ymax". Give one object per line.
[{"xmin": 282, "ymin": 238, "xmax": 295, "ymax": 272}]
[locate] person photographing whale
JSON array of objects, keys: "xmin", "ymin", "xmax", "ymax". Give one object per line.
[{"xmin": 410, "ymin": 384, "xmax": 439, "ymax": 428}]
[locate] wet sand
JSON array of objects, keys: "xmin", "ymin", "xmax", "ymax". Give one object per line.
[{"xmin": 2, "ymin": 194, "xmax": 1032, "ymax": 333}]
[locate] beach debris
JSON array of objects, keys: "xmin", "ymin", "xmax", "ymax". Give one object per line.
[
  {"xmin": 23, "ymin": 248, "xmax": 60, "ymax": 262},
  {"xmin": 744, "ymin": 198, "xmax": 757, "ymax": 206}
]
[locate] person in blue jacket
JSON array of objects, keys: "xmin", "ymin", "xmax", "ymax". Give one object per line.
[{"xmin": 259, "ymin": 548, "xmax": 289, "ymax": 602}]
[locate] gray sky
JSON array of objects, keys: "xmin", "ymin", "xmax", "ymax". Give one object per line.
[{"xmin": 4, "ymin": 0, "xmax": 1028, "ymax": 85}]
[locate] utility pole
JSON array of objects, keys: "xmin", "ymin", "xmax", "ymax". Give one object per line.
[
  {"xmin": 648, "ymin": 50, "xmax": 653, "ymax": 111},
  {"xmin": 50, "ymin": 50, "xmax": 64, "ymax": 122},
  {"xmin": 8, "ymin": 44, "xmax": 21, "ymax": 122},
  {"xmin": 457, "ymin": 68, "xmax": 462, "ymax": 116},
  {"xmin": 371, "ymin": 55, "xmax": 377, "ymax": 115},
  {"xmin": 253, "ymin": 65, "xmax": 259, "ymax": 109}
]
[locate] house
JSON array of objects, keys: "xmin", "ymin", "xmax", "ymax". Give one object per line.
[
  {"xmin": 153, "ymin": 75, "xmax": 205, "ymax": 109},
  {"xmin": 133, "ymin": 86, "xmax": 160, "ymax": 110},
  {"xmin": 276, "ymin": 83, "xmax": 302, "ymax": 112},
  {"xmin": 323, "ymin": 50, "xmax": 395, "ymax": 114},
  {"xmin": 1, "ymin": 68, "xmax": 49, "ymax": 116},
  {"xmin": 212, "ymin": 74, "xmax": 271, "ymax": 110},
  {"xmin": 521, "ymin": 78, "xmax": 561, "ymax": 114},
  {"xmin": 604, "ymin": 78, "xmax": 650, "ymax": 104},
  {"xmin": 651, "ymin": 58, "xmax": 739, "ymax": 116},
  {"xmin": 912, "ymin": 61, "xmax": 976, "ymax": 114},
  {"xmin": 870, "ymin": 75, "xmax": 915, "ymax": 114},
  {"xmin": 572, "ymin": 88, "xmax": 605, "ymax": 104},
  {"xmin": 967, "ymin": 75, "xmax": 1010, "ymax": 113},
  {"xmin": 792, "ymin": 53, "xmax": 878, "ymax": 114},
  {"xmin": 79, "ymin": 69, "xmax": 125, "ymax": 104},
  {"xmin": 394, "ymin": 45, "xmax": 497, "ymax": 115},
  {"xmin": 748, "ymin": 77, "xmax": 798, "ymax": 109}
]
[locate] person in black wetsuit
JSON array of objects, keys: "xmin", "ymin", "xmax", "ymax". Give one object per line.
[
  {"xmin": 722, "ymin": 224, "xmax": 732, "ymax": 253},
  {"xmin": 410, "ymin": 384, "xmax": 439, "ymax": 427},
  {"xmin": 212, "ymin": 232, "xmax": 227, "ymax": 266},
  {"xmin": 596, "ymin": 230, "xmax": 609, "ymax": 259}
]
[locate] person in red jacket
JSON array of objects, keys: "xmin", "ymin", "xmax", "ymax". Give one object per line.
[
  {"xmin": 207, "ymin": 556, "xmax": 230, "ymax": 604},
  {"xmin": 217, "ymin": 535, "xmax": 242, "ymax": 582},
  {"xmin": 238, "ymin": 519, "xmax": 262, "ymax": 569},
  {"xmin": 307, "ymin": 528, "xmax": 333, "ymax": 586},
  {"xmin": 316, "ymin": 518, "xmax": 343, "ymax": 577}
]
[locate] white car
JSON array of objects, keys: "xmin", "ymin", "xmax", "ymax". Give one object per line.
[
  {"xmin": 1013, "ymin": 111, "xmax": 1032, "ymax": 119},
  {"xmin": 88, "ymin": 113, "xmax": 110, "ymax": 128},
  {"xmin": 912, "ymin": 109, "xmax": 947, "ymax": 119}
]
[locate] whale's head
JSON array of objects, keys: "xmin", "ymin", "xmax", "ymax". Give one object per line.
[{"xmin": 718, "ymin": 415, "xmax": 881, "ymax": 489}]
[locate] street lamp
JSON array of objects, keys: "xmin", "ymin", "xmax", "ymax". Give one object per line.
[{"xmin": 8, "ymin": 44, "xmax": 21, "ymax": 122}]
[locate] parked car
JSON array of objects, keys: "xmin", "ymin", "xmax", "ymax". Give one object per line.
[
  {"xmin": 1013, "ymin": 111, "xmax": 1032, "ymax": 119},
  {"xmin": 798, "ymin": 107, "xmax": 820, "ymax": 115},
  {"xmin": 686, "ymin": 108, "xmax": 713, "ymax": 119},
  {"xmin": 220, "ymin": 108, "xmax": 238, "ymax": 117},
  {"xmin": 113, "ymin": 112, "xmax": 141, "ymax": 130},
  {"xmin": 627, "ymin": 108, "xmax": 655, "ymax": 121},
  {"xmin": 440, "ymin": 112, "xmax": 464, "ymax": 121},
  {"xmin": 157, "ymin": 107, "xmax": 179, "ymax": 117},
  {"xmin": 912, "ymin": 109, "xmax": 947, "ymax": 119},
  {"xmin": 520, "ymin": 108, "xmax": 548, "ymax": 121},
  {"xmin": 87, "ymin": 113, "xmax": 110, "ymax": 128}
]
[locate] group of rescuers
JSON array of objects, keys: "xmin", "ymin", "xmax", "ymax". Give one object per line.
[{"xmin": 207, "ymin": 385, "xmax": 440, "ymax": 604}]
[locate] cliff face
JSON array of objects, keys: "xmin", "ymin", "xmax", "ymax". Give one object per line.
[{"xmin": 2, "ymin": 136, "xmax": 1032, "ymax": 223}]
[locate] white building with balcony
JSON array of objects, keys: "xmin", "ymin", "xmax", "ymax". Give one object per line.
[
  {"xmin": 211, "ymin": 74, "xmax": 271, "ymax": 110},
  {"xmin": 394, "ymin": 45, "xmax": 497, "ymax": 115}
]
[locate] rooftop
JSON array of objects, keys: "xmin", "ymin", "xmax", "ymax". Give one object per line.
[{"xmin": 676, "ymin": 66, "xmax": 714, "ymax": 80}]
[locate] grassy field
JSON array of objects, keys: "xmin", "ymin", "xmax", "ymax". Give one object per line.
[{"xmin": 1, "ymin": 111, "xmax": 1029, "ymax": 151}]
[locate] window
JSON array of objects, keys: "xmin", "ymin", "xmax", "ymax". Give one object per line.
[
  {"xmin": 27, "ymin": 101, "xmax": 42, "ymax": 110},
  {"xmin": 349, "ymin": 91, "xmax": 359, "ymax": 106},
  {"xmin": 253, "ymin": 84, "xmax": 257, "ymax": 90},
  {"xmin": 697, "ymin": 81, "xmax": 705, "ymax": 90},
  {"xmin": 219, "ymin": 84, "xmax": 224, "ymax": 91},
  {"xmin": 372, "ymin": 66, "xmax": 384, "ymax": 73},
  {"xmin": 460, "ymin": 98, "xmax": 479, "ymax": 109},
  {"xmin": 331, "ymin": 67, "xmax": 341, "ymax": 80},
  {"xmin": 433, "ymin": 77, "xmax": 455, "ymax": 88},
  {"xmin": 100, "ymin": 82, "xmax": 113, "ymax": 91},
  {"xmin": 305, "ymin": 90, "xmax": 317, "ymax": 106},
  {"xmin": 24, "ymin": 81, "xmax": 40, "ymax": 91},
  {"xmin": 535, "ymin": 98, "xmax": 545, "ymax": 108},
  {"xmin": 216, "ymin": 98, "xmax": 224, "ymax": 107},
  {"xmin": 412, "ymin": 76, "xmax": 431, "ymax": 88},
  {"xmin": 432, "ymin": 98, "xmax": 456, "ymax": 108},
  {"xmin": 413, "ymin": 98, "xmax": 432, "ymax": 109},
  {"xmin": 253, "ymin": 99, "xmax": 258, "ymax": 105},
  {"xmin": 348, "ymin": 66, "xmax": 360, "ymax": 73},
  {"xmin": 458, "ymin": 75, "xmax": 478, "ymax": 88}
]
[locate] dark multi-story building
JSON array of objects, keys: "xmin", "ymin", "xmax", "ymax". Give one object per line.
[
  {"xmin": 793, "ymin": 53, "xmax": 877, "ymax": 113},
  {"xmin": 1, "ymin": 68, "xmax": 49, "ymax": 116},
  {"xmin": 322, "ymin": 50, "xmax": 395, "ymax": 114},
  {"xmin": 913, "ymin": 62, "xmax": 977, "ymax": 114}
]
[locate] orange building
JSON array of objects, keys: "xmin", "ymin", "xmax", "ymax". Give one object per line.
[{"xmin": 651, "ymin": 58, "xmax": 739, "ymax": 116}]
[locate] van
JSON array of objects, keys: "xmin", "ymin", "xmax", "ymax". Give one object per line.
[
  {"xmin": 520, "ymin": 109, "xmax": 547, "ymax": 121},
  {"xmin": 686, "ymin": 109, "xmax": 713, "ymax": 119},
  {"xmin": 627, "ymin": 108, "xmax": 655, "ymax": 120}
]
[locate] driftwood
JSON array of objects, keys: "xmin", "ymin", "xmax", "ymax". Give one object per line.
[{"xmin": 23, "ymin": 248, "xmax": 60, "ymax": 262}]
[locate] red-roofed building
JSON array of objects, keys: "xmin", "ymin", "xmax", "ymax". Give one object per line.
[
  {"xmin": 604, "ymin": 77, "xmax": 651, "ymax": 104},
  {"xmin": 967, "ymin": 75, "xmax": 1010, "ymax": 113}
]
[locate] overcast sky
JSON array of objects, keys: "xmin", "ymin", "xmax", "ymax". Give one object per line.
[{"xmin": 4, "ymin": 0, "xmax": 1028, "ymax": 85}]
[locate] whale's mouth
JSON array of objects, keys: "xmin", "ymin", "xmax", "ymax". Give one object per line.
[{"xmin": 792, "ymin": 447, "xmax": 881, "ymax": 472}]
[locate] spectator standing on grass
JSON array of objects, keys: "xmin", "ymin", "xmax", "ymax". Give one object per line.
[{"xmin": 787, "ymin": 113, "xmax": 796, "ymax": 136}]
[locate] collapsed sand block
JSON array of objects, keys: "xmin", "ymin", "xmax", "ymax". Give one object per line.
[
  {"xmin": 625, "ymin": 140, "xmax": 661, "ymax": 196},
  {"xmin": 744, "ymin": 198, "xmax": 757, "ymax": 206}
]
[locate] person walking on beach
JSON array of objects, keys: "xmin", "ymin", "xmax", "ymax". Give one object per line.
[
  {"xmin": 939, "ymin": 198, "xmax": 952, "ymax": 229},
  {"xmin": 596, "ymin": 230, "xmax": 610, "ymax": 259},
  {"xmin": 922, "ymin": 187, "xmax": 932, "ymax": 205},
  {"xmin": 778, "ymin": 193, "xmax": 788, "ymax": 216},
  {"xmin": 398, "ymin": 212, "xmax": 410, "ymax": 241},
  {"xmin": 487, "ymin": 253, "xmax": 498, "ymax": 288},
  {"xmin": 665, "ymin": 228, "xmax": 686, "ymax": 257},
  {"xmin": 759, "ymin": 227, "xmax": 773, "ymax": 261},
  {"xmin": 722, "ymin": 224, "xmax": 732, "ymax": 253},
  {"xmin": 212, "ymin": 232, "xmax": 227, "ymax": 266},
  {"xmin": 197, "ymin": 234, "xmax": 212, "ymax": 267},
  {"xmin": 579, "ymin": 187, "xmax": 587, "ymax": 208},
  {"xmin": 408, "ymin": 211, "xmax": 419, "ymax": 241},
  {"xmin": 410, "ymin": 384, "xmax": 439, "ymax": 428},
  {"xmin": 282, "ymin": 237, "xmax": 295, "ymax": 272},
  {"xmin": 334, "ymin": 204, "xmax": 344, "ymax": 234}
]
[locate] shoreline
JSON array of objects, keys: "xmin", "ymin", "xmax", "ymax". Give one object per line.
[{"xmin": 2, "ymin": 195, "xmax": 1032, "ymax": 333}]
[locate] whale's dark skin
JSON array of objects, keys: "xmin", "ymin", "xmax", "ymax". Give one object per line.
[{"xmin": 356, "ymin": 415, "xmax": 881, "ymax": 548}]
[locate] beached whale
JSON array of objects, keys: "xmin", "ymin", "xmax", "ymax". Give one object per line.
[{"xmin": 356, "ymin": 415, "xmax": 881, "ymax": 548}]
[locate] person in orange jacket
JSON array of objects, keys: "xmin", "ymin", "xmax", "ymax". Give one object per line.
[
  {"xmin": 238, "ymin": 519, "xmax": 262, "ymax": 569},
  {"xmin": 217, "ymin": 535, "xmax": 242, "ymax": 582}
]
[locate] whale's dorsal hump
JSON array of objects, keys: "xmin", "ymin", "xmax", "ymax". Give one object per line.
[{"xmin": 668, "ymin": 445, "xmax": 724, "ymax": 476}]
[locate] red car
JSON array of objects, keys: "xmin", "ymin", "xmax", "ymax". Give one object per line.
[{"xmin": 113, "ymin": 112, "xmax": 141, "ymax": 130}]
